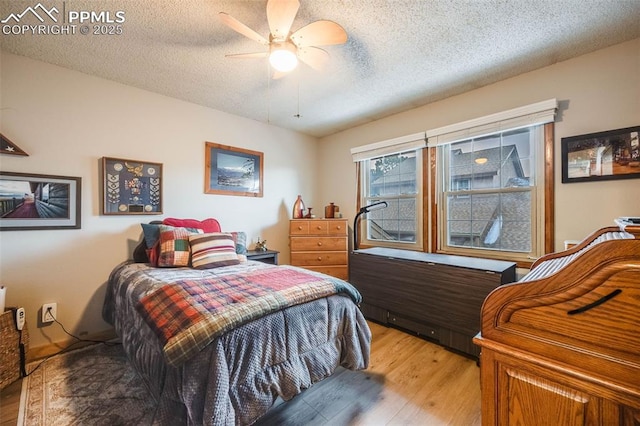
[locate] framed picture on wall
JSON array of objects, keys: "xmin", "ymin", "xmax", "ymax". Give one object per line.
[
  {"xmin": 0, "ymin": 171, "xmax": 81, "ymax": 230},
  {"xmin": 205, "ymin": 142, "xmax": 263, "ymax": 197},
  {"xmin": 101, "ymin": 157, "xmax": 163, "ymax": 214},
  {"xmin": 561, "ymin": 125, "xmax": 640, "ymax": 183}
]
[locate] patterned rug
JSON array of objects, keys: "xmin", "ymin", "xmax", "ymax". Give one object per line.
[{"xmin": 18, "ymin": 343, "xmax": 156, "ymax": 425}]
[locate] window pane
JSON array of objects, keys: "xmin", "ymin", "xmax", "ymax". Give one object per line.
[
  {"xmin": 368, "ymin": 152, "xmax": 417, "ymax": 196},
  {"xmin": 367, "ymin": 198, "xmax": 416, "ymax": 243},
  {"xmin": 448, "ymin": 129, "xmax": 534, "ymax": 192},
  {"xmin": 364, "ymin": 149, "xmax": 419, "ymax": 246},
  {"xmin": 446, "ymin": 191, "xmax": 531, "ymax": 252}
]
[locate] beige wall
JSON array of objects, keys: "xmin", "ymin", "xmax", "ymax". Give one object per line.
[
  {"xmin": 0, "ymin": 52, "xmax": 318, "ymax": 348},
  {"xmin": 317, "ymin": 38, "xmax": 640, "ymax": 250}
]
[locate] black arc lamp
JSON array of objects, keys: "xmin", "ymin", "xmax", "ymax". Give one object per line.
[{"xmin": 353, "ymin": 201, "xmax": 388, "ymax": 250}]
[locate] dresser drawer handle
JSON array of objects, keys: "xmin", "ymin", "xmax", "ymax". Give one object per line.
[
  {"xmin": 297, "ymin": 226, "xmax": 303, "ymax": 230},
  {"xmin": 317, "ymin": 226, "xmax": 322, "ymax": 230},
  {"xmin": 317, "ymin": 256, "xmax": 322, "ymax": 261},
  {"xmin": 317, "ymin": 242, "xmax": 322, "ymax": 246},
  {"xmin": 336, "ymin": 225, "xmax": 342, "ymax": 230},
  {"xmin": 567, "ymin": 289, "xmax": 622, "ymax": 315}
]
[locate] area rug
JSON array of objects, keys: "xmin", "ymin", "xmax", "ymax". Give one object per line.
[{"xmin": 18, "ymin": 343, "xmax": 156, "ymax": 425}]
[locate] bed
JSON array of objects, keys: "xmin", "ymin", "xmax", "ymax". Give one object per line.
[{"xmin": 102, "ymin": 218, "xmax": 371, "ymax": 425}]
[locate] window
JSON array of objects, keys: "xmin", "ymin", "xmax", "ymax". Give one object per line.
[
  {"xmin": 353, "ymin": 99, "xmax": 555, "ymax": 263},
  {"xmin": 361, "ymin": 149, "xmax": 423, "ymax": 249},
  {"xmin": 439, "ymin": 125, "xmax": 545, "ymax": 261}
]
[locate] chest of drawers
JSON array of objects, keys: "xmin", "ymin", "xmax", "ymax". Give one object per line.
[{"xmin": 289, "ymin": 219, "xmax": 348, "ymax": 279}]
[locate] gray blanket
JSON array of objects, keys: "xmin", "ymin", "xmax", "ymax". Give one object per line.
[{"xmin": 103, "ymin": 261, "xmax": 371, "ymax": 425}]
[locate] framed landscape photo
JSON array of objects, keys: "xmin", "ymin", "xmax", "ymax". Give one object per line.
[
  {"xmin": 561, "ymin": 126, "xmax": 640, "ymax": 183},
  {"xmin": 0, "ymin": 171, "xmax": 81, "ymax": 230},
  {"xmin": 205, "ymin": 142, "xmax": 263, "ymax": 197},
  {"xmin": 102, "ymin": 157, "xmax": 163, "ymax": 215}
]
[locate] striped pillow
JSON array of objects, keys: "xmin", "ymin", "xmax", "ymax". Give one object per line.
[{"xmin": 189, "ymin": 233, "xmax": 241, "ymax": 269}]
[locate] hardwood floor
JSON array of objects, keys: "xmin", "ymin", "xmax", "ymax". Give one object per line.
[
  {"xmin": 257, "ymin": 321, "xmax": 481, "ymax": 425},
  {"xmin": 0, "ymin": 378, "xmax": 22, "ymax": 426},
  {"xmin": 0, "ymin": 321, "xmax": 481, "ymax": 425}
]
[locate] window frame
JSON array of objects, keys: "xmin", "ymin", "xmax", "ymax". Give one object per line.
[
  {"xmin": 358, "ymin": 149, "xmax": 424, "ymax": 251},
  {"xmin": 430, "ymin": 123, "xmax": 554, "ymax": 267}
]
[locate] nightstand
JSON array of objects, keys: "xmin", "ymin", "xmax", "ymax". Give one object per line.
[{"xmin": 246, "ymin": 250, "xmax": 279, "ymax": 265}]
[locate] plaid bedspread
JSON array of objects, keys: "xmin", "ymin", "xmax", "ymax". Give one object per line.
[{"xmin": 136, "ymin": 266, "xmax": 362, "ymax": 367}]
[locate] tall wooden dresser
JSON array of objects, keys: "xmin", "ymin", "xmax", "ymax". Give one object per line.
[{"xmin": 289, "ymin": 219, "xmax": 348, "ymax": 279}]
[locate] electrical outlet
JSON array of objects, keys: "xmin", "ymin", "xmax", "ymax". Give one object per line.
[{"xmin": 42, "ymin": 303, "xmax": 57, "ymax": 323}]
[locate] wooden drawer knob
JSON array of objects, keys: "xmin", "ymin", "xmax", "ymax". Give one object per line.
[
  {"xmin": 316, "ymin": 226, "xmax": 322, "ymax": 230},
  {"xmin": 297, "ymin": 226, "xmax": 303, "ymax": 230},
  {"xmin": 336, "ymin": 226, "xmax": 342, "ymax": 230},
  {"xmin": 317, "ymin": 256, "xmax": 322, "ymax": 261},
  {"xmin": 317, "ymin": 242, "xmax": 322, "ymax": 246}
]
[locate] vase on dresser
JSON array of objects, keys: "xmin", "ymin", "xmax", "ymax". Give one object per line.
[{"xmin": 292, "ymin": 195, "xmax": 306, "ymax": 219}]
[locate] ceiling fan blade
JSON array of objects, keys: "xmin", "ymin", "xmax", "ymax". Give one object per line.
[
  {"xmin": 219, "ymin": 12, "xmax": 269, "ymax": 45},
  {"xmin": 225, "ymin": 52, "xmax": 269, "ymax": 59},
  {"xmin": 266, "ymin": 0, "xmax": 300, "ymax": 40},
  {"xmin": 290, "ymin": 20, "xmax": 347, "ymax": 47},
  {"xmin": 297, "ymin": 46, "xmax": 329, "ymax": 71}
]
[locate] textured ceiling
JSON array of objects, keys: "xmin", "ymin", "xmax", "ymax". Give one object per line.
[{"xmin": 2, "ymin": 0, "xmax": 639, "ymax": 138}]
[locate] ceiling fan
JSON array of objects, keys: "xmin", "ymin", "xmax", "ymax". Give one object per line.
[{"xmin": 219, "ymin": 0, "xmax": 347, "ymax": 78}]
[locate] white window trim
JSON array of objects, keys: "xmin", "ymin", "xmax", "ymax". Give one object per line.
[
  {"xmin": 426, "ymin": 99, "xmax": 557, "ymax": 146},
  {"xmin": 351, "ymin": 132, "xmax": 427, "ymax": 162}
]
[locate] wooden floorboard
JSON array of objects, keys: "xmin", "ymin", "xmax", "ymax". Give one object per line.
[
  {"xmin": 257, "ymin": 321, "xmax": 481, "ymax": 426},
  {"xmin": 0, "ymin": 378, "xmax": 22, "ymax": 426},
  {"xmin": 0, "ymin": 321, "xmax": 481, "ymax": 425}
]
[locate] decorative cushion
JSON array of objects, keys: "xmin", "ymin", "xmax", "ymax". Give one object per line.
[
  {"xmin": 189, "ymin": 233, "xmax": 241, "ymax": 269},
  {"xmin": 132, "ymin": 240, "xmax": 149, "ymax": 263},
  {"xmin": 133, "ymin": 221, "xmax": 163, "ymax": 263},
  {"xmin": 163, "ymin": 217, "xmax": 221, "ymax": 233},
  {"xmin": 229, "ymin": 231, "xmax": 247, "ymax": 254},
  {"xmin": 141, "ymin": 223, "xmax": 162, "ymax": 248},
  {"xmin": 157, "ymin": 225, "xmax": 203, "ymax": 267}
]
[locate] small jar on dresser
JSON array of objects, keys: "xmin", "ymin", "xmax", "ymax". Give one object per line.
[{"xmin": 289, "ymin": 219, "xmax": 348, "ymax": 279}]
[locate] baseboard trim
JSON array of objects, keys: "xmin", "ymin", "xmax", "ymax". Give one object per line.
[{"xmin": 27, "ymin": 328, "xmax": 118, "ymax": 362}]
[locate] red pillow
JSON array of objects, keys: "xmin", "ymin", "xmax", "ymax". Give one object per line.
[{"xmin": 162, "ymin": 218, "xmax": 221, "ymax": 233}]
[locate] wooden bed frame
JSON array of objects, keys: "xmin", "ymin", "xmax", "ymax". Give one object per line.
[{"xmin": 474, "ymin": 219, "xmax": 640, "ymax": 425}]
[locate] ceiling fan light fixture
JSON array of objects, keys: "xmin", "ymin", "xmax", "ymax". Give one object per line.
[{"xmin": 269, "ymin": 41, "xmax": 298, "ymax": 72}]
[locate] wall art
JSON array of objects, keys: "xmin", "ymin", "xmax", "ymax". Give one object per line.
[
  {"xmin": 0, "ymin": 171, "xmax": 81, "ymax": 230},
  {"xmin": 562, "ymin": 126, "xmax": 640, "ymax": 183},
  {"xmin": 102, "ymin": 157, "xmax": 162, "ymax": 214},
  {"xmin": 205, "ymin": 142, "xmax": 263, "ymax": 197},
  {"xmin": 0, "ymin": 133, "xmax": 28, "ymax": 156}
]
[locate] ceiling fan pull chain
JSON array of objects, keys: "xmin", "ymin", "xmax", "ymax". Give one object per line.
[
  {"xmin": 295, "ymin": 76, "xmax": 301, "ymax": 119},
  {"xmin": 267, "ymin": 62, "xmax": 271, "ymax": 124}
]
